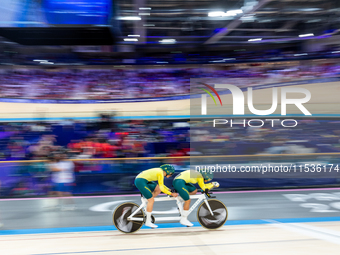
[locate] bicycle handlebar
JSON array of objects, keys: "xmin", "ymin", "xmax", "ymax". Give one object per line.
[{"xmin": 201, "ymin": 189, "xmax": 216, "ymax": 198}]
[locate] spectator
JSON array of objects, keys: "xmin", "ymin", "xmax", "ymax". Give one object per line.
[{"xmin": 48, "ymin": 151, "xmax": 76, "ymax": 210}]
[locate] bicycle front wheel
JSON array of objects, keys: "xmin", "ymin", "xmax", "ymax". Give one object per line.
[
  {"xmin": 113, "ymin": 202, "xmax": 144, "ymax": 233},
  {"xmin": 197, "ymin": 199, "xmax": 228, "ymax": 230}
]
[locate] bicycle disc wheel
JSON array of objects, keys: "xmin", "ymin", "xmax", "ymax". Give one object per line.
[
  {"xmin": 113, "ymin": 202, "xmax": 144, "ymax": 233},
  {"xmin": 197, "ymin": 199, "xmax": 228, "ymax": 230}
]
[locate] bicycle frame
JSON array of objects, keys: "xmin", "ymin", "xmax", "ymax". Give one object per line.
[{"xmin": 127, "ymin": 193, "xmax": 214, "ymax": 223}]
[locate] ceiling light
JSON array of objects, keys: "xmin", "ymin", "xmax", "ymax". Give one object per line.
[
  {"xmin": 124, "ymin": 38, "xmax": 138, "ymax": 42},
  {"xmin": 208, "ymin": 11, "xmax": 225, "ymax": 17},
  {"xmin": 117, "ymin": 16, "xmax": 141, "ymax": 20},
  {"xmin": 128, "ymin": 35, "xmax": 140, "ymax": 37},
  {"xmin": 248, "ymin": 38, "xmax": 262, "ymax": 42},
  {"xmin": 208, "ymin": 10, "xmax": 243, "ymax": 17},
  {"xmin": 299, "ymin": 33, "xmax": 314, "ymax": 37},
  {"xmin": 159, "ymin": 39, "xmax": 176, "ymax": 44}
]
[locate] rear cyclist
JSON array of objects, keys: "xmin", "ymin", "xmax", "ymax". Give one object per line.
[
  {"xmin": 173, "ymin": 169, "xmax": 219, "ymax": 227},
  {"xmin": 134, "ymin": 164, "xmax": 178, "ymax": 228}
]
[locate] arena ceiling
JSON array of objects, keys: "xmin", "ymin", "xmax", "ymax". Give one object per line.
[{"xmin": 118, "ymin": 0, "xmax": 340, "ymax": 45}]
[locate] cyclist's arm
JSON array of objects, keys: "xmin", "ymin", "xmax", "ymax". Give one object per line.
[
  {"xmin": 157, "ymin": 172, "xmax": 172, "ymax": 195},
  {"xmin": 197, "ymin": 178, "xmax": 214, "ymax": 190}
]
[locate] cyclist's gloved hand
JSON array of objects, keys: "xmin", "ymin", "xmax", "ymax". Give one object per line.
[
  {"xmin": 212, "ymin": 182, "xmax": 220, "ymax": 188},
  {"xmin": 171, "ymin": 192, "xmax": 178, "ymax": 197}
]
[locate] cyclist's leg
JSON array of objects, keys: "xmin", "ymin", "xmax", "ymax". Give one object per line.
[
  {"xmin": 183, "ymin": 183, "xmax": 197, "ymax": 210},
  {"xmin": 173, "ymin": 179, "xmax": 190, "ymax": 201},
  {"xmin": 144, "ymin": 181, "xmax": 159, "ymax": 212},
  {"xmin": 134, "ymin": 178, "xmax": 154, "ymax": 204},
  {"xmin": 173, "ymin": 179, "xmax": 193, "ymax": 226},
  {"xmin": 134, "ymin": 178, "xmax": 158, "ymax": 228},
  {"xmin": 148, "ymin": 182, "xmax": 160, "ymax": 197},
  {"xmin": 188, "ymin": 183, "xmax": 197, "ymax": 195}
]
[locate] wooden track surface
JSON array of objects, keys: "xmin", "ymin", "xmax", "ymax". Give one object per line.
[
  {"xmin": 0, "ymin": 81, "xmax": 339, "ymax": 119},
  {"xmin": 2, "ymin": 222, "xmax": 340, "ymax": 255}
]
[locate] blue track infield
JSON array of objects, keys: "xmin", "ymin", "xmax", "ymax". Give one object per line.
[{"xmin": 1, "ymin": 216, "xmax": 340, "ymax": 236}]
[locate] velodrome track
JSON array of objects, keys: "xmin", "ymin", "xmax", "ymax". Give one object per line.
[
  {"xmin": 0, "ymin": 80, "xmax": 339, "ymax": 120},
  {"xmin": 2, "ymin": 187, "xmax": 340, "ymax": 254},
  {"xmin": 0, "ymin": 79, "xmax": 339, "ymax": 254}
]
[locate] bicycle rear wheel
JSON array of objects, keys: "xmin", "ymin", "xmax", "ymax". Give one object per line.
[
  {"xmin": 113, "ymin": 202, "xmax": 144, "ymax": 233},
  {"xmin": 197, "ymin": 199, "xmax": 228, "ymax": 230}
]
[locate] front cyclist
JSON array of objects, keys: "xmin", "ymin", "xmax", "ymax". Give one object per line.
[
  {"xmin": 173, "ymin": 169, "xmax": 219, "ymax": 227},
  {"xmin": 134, "ymin": 164, "xmax": 178, "ymax": 228}
]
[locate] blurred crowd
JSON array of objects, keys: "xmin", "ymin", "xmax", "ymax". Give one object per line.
[
  {"xmin": 0, "ymin": 118, "xmax": 339, "ymax": 162},
  {"xmin": 0, "ymin": 62, "xmax": 340, "ymax": 99},
  {"xmin": 191, "ymin": 119, "xmax": 340, "ymax": 155},
  {"xmin": 0, "ymin": 118, "xmax": 339, "ymax": 197},
  {"xmin": 0, "ymin": 117, "xmax": 190, "ymax": 197},
  {"xmin": 0, "ymin": 117, "xmax": 189, "ymax": 161}
]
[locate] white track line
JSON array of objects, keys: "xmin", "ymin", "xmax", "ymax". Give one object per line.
[{"xmin": 265, "ymin": 220, "xmax": 340, "ymax": 245}]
